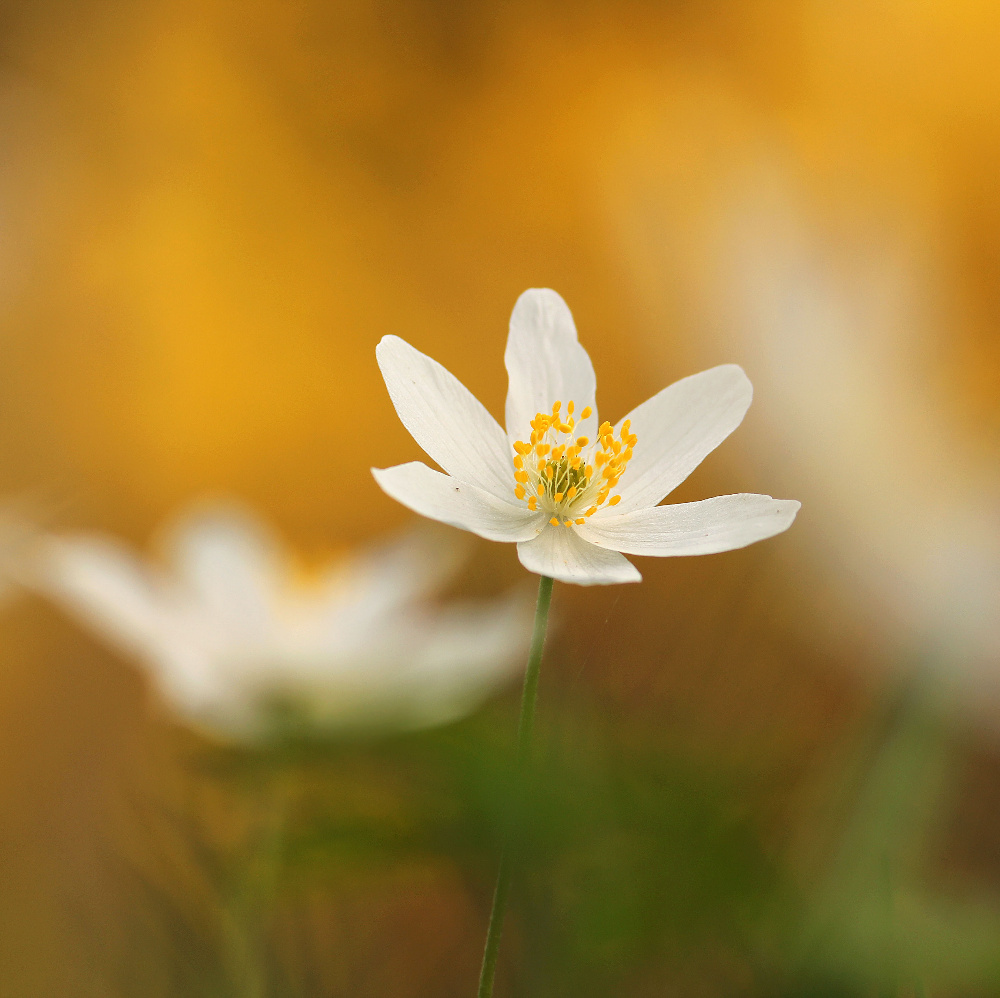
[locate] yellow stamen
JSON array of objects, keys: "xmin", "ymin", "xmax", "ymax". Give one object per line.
[
  {"xmin": 575, "ymin": 518, "xmax": 586, "ymax": 525},
  {"xmin": 609, "ymin": 495, "xmax": 621, "ymax": 506},
  {"xmin": 537, "ymin": 483, "xmax": 545, "ymax": 495},
  {"xmin": 554, "ymin": 492, "xmax": 564, "ymax": 502},
  {"xmin": 580, "ymin": 406, "xmax": 592, "ymax": 419},
  {"xmin": 576, "ymin": 436, "xmax": 589, "ymax": 447},
  {"xmin": 528, "ymin": 496, "xmax": 538, "ymax": 510},
  {"xmin": 567, "ymin": 485, "xmax": 577, "ymax": 498},
  {"xmin": 515, "ymin": 484, "xmax": 526, "ymax": 499},
  {"xmin": 549, "ymin": 517, "xmax": 560, "ymax": 526},
  {"xmin": 567, "ymin": 400, "xmax": 575, "ymax": 414}
]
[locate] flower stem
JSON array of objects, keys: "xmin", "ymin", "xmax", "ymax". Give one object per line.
[{"xmin": 477, "ymin": 574, "xmax": 554, "ymax": 998}]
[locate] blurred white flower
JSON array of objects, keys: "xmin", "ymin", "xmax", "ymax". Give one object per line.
[
  {"xmin": 35, "ymin": 506, "xmax": 534, "ymax": 738},
  {"xmin": 373, "ymin": 287, "xmax": 799, "ymax": 586}
]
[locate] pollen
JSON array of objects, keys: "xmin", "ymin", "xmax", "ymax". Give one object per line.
[{"xmin": 511, "ymin": 399, "xmax": 637, "ymax": 526}]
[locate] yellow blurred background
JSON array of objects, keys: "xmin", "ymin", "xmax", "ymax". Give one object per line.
[{"xmin": 1, "ymin": 1, "xmax": 999, "ymax": 994}]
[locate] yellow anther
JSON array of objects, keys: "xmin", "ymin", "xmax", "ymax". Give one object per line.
[
  {"xmin": 567, "ymin": 485, "xmax": 577, "ymax": 499},
  {"xmin": 513, "ymin": 455, "xmax": 523, "ymax": 469},
  {"xmin": 528, "ymin": 496, "xmax": 538, "ymax": 510},
  {"xmin": 609, "ymin": 495, "xmax": 621, "ymax": 506},
  {"xmin": 560, "ymin": 422, "xmax": 573, "ymax": 433},
  {"xmin": 585, "ymin": 506, "xmax": 597, "ymax": 516},
  {"xmin": 595, "ymin": 452, "xmax": 607, "ymax": 467},
  {"xmin": 599, "ymin": 421, "xmax": 612, "ymax": 436},
  {"xmin": 567, "ymin": 400, "xmax": 575, "ymax": 414},
  {"xmin": 563, "ymin": 520, "xmax": 573, "ymax": 527},
  {"xmin": 545, "ymin": 466, "xmax": 554, "ymax": 479},
  {"xmin": 537, "ymin": 483, "xmax": 545, "ymax": 495},
  {"xmin": 580, "ymin": 406, "xmax": 592, "ymax": 419},
  {"xmin": 554, "ymin": 492, "xmax": 564, "ymax": 502},
  {"xmin": 549, "ymin": 517, "xmax": 560, "ymax": 526},
  {"xmin": 515, "ymin": 470, "xmax": 529, "ymax": 483},
  {"xmin": 515, "ymin": 484, "xmax": 526, "ymax": 499},
  {"xmin": 552, "ymin": 400, "xmax": 561, "ymax": 413},
  {"xmin": 628, "ymin": 434, "xmax": 638, "ymax": 447},
  {"xmin": 571, "ymin": 457, "xmax": 581, "ymax": 469},
  {"xmin": 536, "ymin": 443, "xmax": 550, "ymax": 456},
  {"xmin": 575, "ymin": 518, "xmax": 586, "ymax": 525},
  {"xmin": 585, "ymin": 464, "xmax": 593, "ymax": 477},
  {"xmin": 621, "ymin": 419, "xmax": 631, "ymax": 436},
  {"xmin": 576, "ymin": 436, "xmax": 589, "ymax": 447}
]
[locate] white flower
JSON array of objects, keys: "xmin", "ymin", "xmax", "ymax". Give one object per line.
[
  {"xmin": 372, "ymin": 288, "xmax": 799, "ymax": 585},
  {"xmin": 34, "ymin": 505, "xmax": 533, "ymax": 738}
]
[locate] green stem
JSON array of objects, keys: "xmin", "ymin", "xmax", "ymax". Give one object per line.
[{"xmin": 477, "ymin": 574, "xmax": 554, "ymax": 998}]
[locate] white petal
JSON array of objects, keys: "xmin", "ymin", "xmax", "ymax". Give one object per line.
[
  {"xmin": 372, "ymin": 462, "xmax": 544, "ymax": 542},
  {"xmin": 316, "ymin": 527, "xmax": 468, "ymax": 629},
  {"xmin": 38, "ymin": 535, "xmax": 167, "ymax": 653},
  {"xmin": 516, "ymin": 524, "xmax": 641, "ymax": 585},
  {"xmin": 578, "ymin": 494, "xmax": 801, "ymax": 556},
  {"xmin": 377, "ymin": 335, "xmax": 513, "ymax": 499},
  {"xmin": 504, "ymin": 289, "xmax": 598, "ymax": 445},
  {"xmin": 608, "ymin": 365, "xmax": 753, "ymax": 514},
  {"xmin": 166, "ymin": 506, "xmax": 280, "ymax": 624}
]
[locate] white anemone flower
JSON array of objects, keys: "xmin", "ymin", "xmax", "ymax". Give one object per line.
[
  {"xmin": 373, "ymin": 288, "xmax": 799, "ymax": 585},
  {"xmin": 35, "ymin": 506, "xmax": 533, "ymax": 738}
]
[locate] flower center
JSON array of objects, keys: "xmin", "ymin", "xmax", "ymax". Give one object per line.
[{"xmin": 511, "ymin": 400, "xmax": 638, "ymax": 527}]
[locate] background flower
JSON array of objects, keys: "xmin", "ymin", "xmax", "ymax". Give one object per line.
[{"xmin": 36, "ymin": 505, "xmax": 533, "ymax": 737}]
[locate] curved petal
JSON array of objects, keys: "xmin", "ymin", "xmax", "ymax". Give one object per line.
[
  {"xmin": 516, "ymin": 525, "xmax": 641, "ymax": 586},
  {"xmin": 608, "ymin": 365, "xmax": 753, "ymax": 514},
  {"xmin": 578, "ymin": 494, "xmax": 800, "ymax": 556},
  {"xmin": 504, "ymin": 289, "xmax": 598, "ymax": 444},
  {"xmin": 372, "ymin": 462, "xmax": 544, "ymax": 543},
  {"xmin": 377, "ymin": 335, "xmax": 513, "ymax": 499}
]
